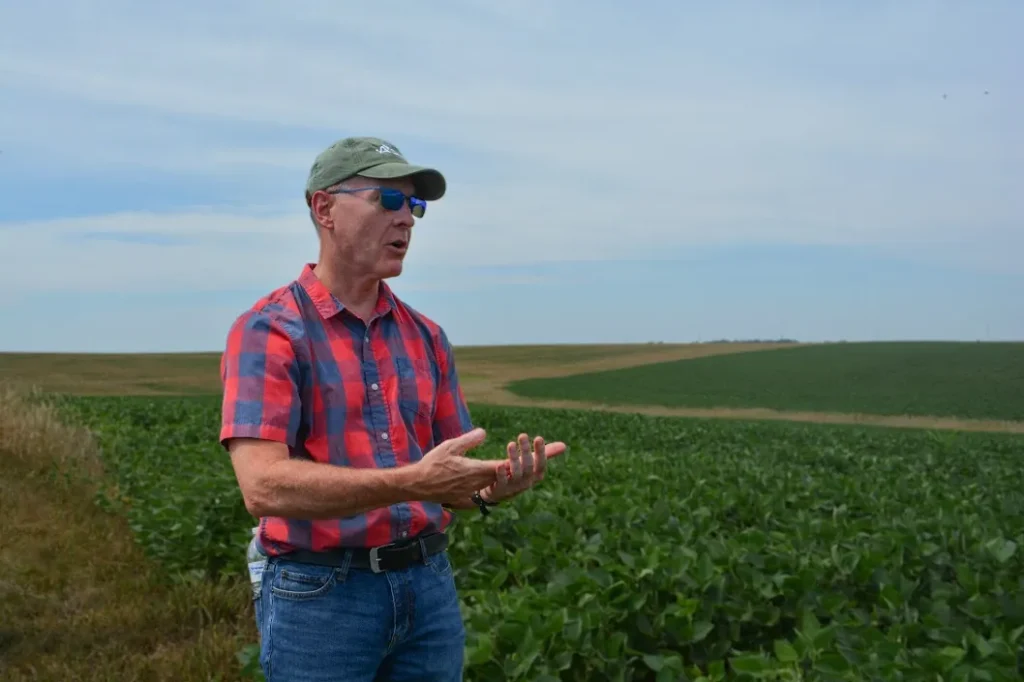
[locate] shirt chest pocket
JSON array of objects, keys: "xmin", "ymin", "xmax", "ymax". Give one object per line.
[{"xmin": 393, "ymin": 357, "xmax": 438, "ymax": 426}]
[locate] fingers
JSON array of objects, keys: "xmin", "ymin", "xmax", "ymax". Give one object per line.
[
  {"xmin": 507, "ymin": 439, "xmax": 522, "ymax": 481},
  {"xmin": 543, "ymin": 442, "xmax": 567, "ymax": 459},
  {"xmin": 534, "ymin": 436, "xmax": 547, "ymax": 480},
  {"xmin": 491, "ymin": 461, "xmax": 511, "ymax": 496},
  {"xmin": 518, "ymin": 433, "xmax": 534, "ymax": 481},
  {"xmin": 449, "ymin": 427, "xmax": 486, "ymax": 455},
  {"xmin": 503, "ymin": 434, "xmax": 566, "ymax": 484},
  {"xmin": 472, "ymin": 432, "xmax": 564, "ymax": 505}
]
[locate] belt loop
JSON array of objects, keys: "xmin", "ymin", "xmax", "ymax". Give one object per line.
[
  {"xmin": 338, "ymin": 548, "xmax": 353, "ymax": 581},
  {"xmin": 418, "ymin": 536, "xmax": 428, "ymax": 565}
]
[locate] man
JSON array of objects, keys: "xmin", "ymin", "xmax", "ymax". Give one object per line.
[{"xmin": 219, "ymin": 136, "xmax": 565, "ymax": 682}]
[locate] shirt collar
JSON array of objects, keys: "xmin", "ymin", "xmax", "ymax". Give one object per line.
[{"xmin": 297, "ymin": 263, "xmax": 396, "ymax": 320}]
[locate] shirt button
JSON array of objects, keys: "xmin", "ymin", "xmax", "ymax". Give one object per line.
[
  {"xmin": 364, "ymin": 335, "xmax": 370, "ymax": 342},
  {"xmin": 381, "ymin": 432, "xmax": 389, "ymax": 440},
  {"xmin": 401, "ymin": 531, "xmax": 408, "ymax": 538},
  {"xmin": 371, "ymin": 383, "xmax": 379, "ymax": 391}
]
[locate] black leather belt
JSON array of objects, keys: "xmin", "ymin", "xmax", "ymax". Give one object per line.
[{"xmin": 275, "ymin": 532, "xmax": 449, "ymax": 573}]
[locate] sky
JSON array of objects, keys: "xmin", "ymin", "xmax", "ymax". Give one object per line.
[{"xmin": 1, "ymin": 0, "xmax": 1022, "ymax": 352}]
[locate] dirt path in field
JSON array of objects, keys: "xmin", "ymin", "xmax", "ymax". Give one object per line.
[
  {"xmin": 458, "ymin": 344, "xmax": 1024, "ymax": 435},
  {"xmin": 473, "ymin": 393, "xmax": 1024, "ymax": 434}
]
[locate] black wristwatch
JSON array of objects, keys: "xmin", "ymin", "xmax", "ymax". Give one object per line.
[{"xmin": 471, "ymin": 491, "xmax": 499, "ymax": 517}]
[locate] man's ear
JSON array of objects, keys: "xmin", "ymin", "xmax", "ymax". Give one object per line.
[{"xmin": 309, "ymin": 191, "xmax": 333, "ymax": 231}]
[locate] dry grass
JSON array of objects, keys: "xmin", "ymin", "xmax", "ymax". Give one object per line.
[{"xmin": 0, "ymin": 387, "xmax": 257, "ymax": 682}]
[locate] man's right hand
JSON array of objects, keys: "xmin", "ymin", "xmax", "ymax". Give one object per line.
[{"xmin": 406, "ymin": 428, "xmax": 503, "ymax": 503}]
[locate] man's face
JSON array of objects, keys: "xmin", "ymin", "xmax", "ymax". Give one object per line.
[{"xmin": 317, "ymin": 176, "xmax": 418, "ymax": 279}]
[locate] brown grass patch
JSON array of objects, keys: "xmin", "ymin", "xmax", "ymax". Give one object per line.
[{"xmin": 0, "ymin": 387, "xmax": 257, "ymax": 681}]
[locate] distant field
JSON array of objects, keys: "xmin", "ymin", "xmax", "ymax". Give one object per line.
[
  {"xmin": 505, "ymin": 341, "xmax": 1024, "ymax": 422},
  {"xmin": 450, "ymin": 342, "xmax": 785, "ymax": 369},
  {"xmin": 0, "ymin": 343, "xmax": 786, "ymax": 397},
  {"xmin": 0, "ymin": 352, "xmax": 223, "ymax": 396}
]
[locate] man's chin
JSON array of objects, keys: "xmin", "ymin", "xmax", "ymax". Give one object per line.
[{"xmin": 377, "ymin": 262, "xmax": 404, "ymax": 279}]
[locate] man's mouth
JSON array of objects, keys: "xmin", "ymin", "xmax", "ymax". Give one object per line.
[{"xmin": 387, "ymin": 239, "xmax": 408, "ymax": 250}]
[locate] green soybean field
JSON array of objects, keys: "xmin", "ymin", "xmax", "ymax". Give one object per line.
[
  {"xmin": 49, "ymin": 394, "xmax": 1024, "ymax": 682},
  {"xmin": 505, "ymin": 342, "xmax": 1024, "ymax": 422}
]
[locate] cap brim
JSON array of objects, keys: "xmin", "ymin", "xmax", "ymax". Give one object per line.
[{"xmin": 357, "ymin": 163, "xmax": 446, "ymax": 201}]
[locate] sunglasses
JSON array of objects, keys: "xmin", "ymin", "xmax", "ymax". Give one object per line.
[{"xmin": 327, "ymin": 186, "xmax": 427, "ymax": 218}]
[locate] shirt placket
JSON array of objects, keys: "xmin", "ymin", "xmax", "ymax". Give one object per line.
[{"xmin": 361, "ymin": 316, "xmax": 412, "ymax": 543}]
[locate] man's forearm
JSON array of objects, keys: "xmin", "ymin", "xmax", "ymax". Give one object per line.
[{"xmin": 248, "ymin": 458, "xmax": 421, "ymax": 520}]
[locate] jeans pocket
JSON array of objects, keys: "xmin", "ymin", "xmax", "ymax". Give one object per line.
[
  {"xmin": 426, "ymin": 551, "xmax": 454, "ymax": 578},
  {"xmin": 269, "ymin": 563, "xmax": 339, "ymax": 601}
]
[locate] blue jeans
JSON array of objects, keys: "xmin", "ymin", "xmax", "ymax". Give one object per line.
[{"xmin": 254, "ymin": 549, "xmax": 465, "ymax": 681}]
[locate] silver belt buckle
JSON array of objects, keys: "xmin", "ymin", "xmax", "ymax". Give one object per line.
[{"xmin": 368, "ymin": 546, "xmax": 385, "ymax": 573}]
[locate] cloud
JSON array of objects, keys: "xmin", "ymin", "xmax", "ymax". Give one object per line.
[
  {"xmin": 1, "ymin": 0, "xmax": 1022, "ymax": 301},
  {"xmin": 72, "ymin": 230, "xmax": 198, "ymax": 247}
]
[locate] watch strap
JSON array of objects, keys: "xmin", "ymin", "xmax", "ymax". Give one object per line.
[{"xmin": 471, "ymin": 490, "xmax": 499, "ymax": 516}]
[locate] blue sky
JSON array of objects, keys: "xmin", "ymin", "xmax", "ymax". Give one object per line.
[{"xmin": 1, "ymin": 1, "xmax": 1021, "ymax": 352}]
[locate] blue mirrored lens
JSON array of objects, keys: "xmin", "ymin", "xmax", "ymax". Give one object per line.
[
  {"xmin": 379, "ymin": 189, "xmax": 405, "ymax": 211},
  {"xmin": 379, "ymin": 189, "xmax": 426, "ymax": 217},
  {"xmin": 409, "ymin": 197, "xmax": 426, "ymax": 218}
]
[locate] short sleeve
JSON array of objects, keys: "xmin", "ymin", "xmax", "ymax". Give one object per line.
[
  {"xmin": 219, "ymin": 309, "xmax": 302, "ymax": 448},
  {"xmin": 432, "ymin": 328, "xmax": 474, "ymax": 443}
]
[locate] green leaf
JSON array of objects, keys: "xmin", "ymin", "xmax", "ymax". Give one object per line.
[
  {"xmin": 730, "ymin": 654, "xmax": 770, "ymax": 676},
  {"xmin": 968, "ymin": 630, "xmax": 994, "ymax": 659},
  {"xmin": 814, "ymin": 653, "xmax": 850, "ymax": 676},
  {"xmin": 489, "ymin": 568, "xmax": 509, "ymax": 589},
  {"xmin": 773, "ymin": 639, "xmax": 799, "ymax": 663},
  {"xmin": 799, "ymin": 610, "xmax": 821, "ymax": 638},
  {"xmin": 657, "ymin": 668, "xmax": 678, "ymax": 682},
  {"xmin": 985, "ymin": 538, "xmax": 1017, "ymax": 564},
  {"xmin": 552, "ymin": 651, "xmax": 574, "ymax": 671},
  {"xmin": 691, "ymin": 620, "xmax": 715, "ymax": 643},
  {"xmin": 933, "ymin": 646, "xmax": 966, "ymax": 672},
  {"xmin": 465, "ymin": 633, "xmax": 494, "ymax": 666}
]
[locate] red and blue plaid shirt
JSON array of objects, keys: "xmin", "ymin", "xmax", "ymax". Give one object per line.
[{"xmin": 219, "ymin": 263, "xmax": 474, "ymax": 556}]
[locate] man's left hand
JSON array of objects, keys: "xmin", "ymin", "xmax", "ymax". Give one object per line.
[{"xmin": 479, "ymin": 432, "xmax": 566, "ymax": 504}]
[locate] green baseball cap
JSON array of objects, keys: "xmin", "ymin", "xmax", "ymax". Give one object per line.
[{"xmin": 304, "ymin": 136, "xmax": 446, "ymax": 205}]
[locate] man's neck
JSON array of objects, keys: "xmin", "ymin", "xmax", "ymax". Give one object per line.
[{"xmin": 312, "ymin": 260, "xmax": 380, "ymax": 321}]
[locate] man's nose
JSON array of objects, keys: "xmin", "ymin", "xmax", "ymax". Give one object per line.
[{"xmin": 393, "ymin": 203, "xmax": 415, "ymax": 225}]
